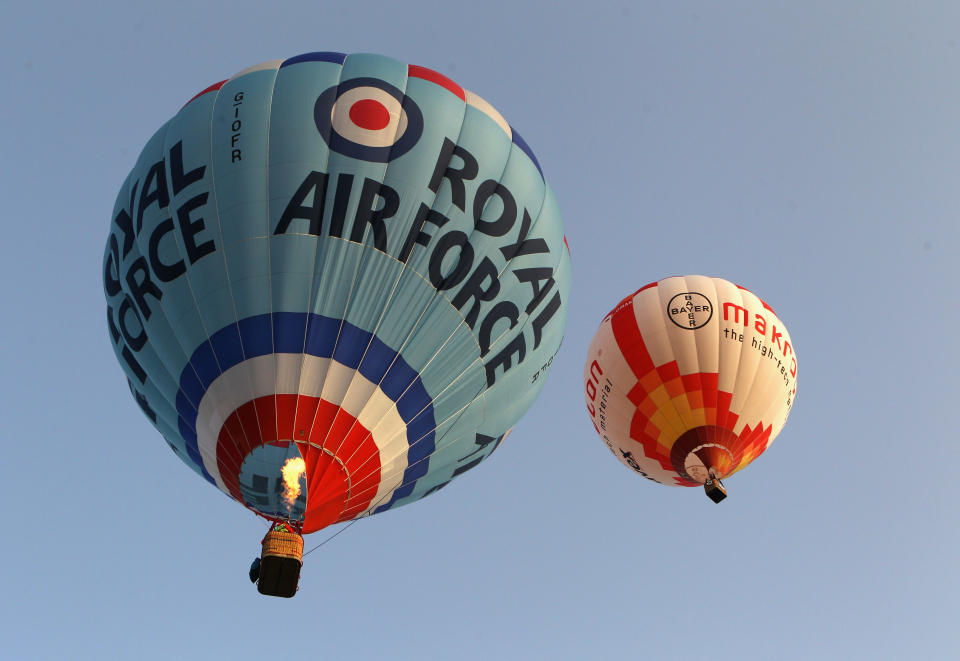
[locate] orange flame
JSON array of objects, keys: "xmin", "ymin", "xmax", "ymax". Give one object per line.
[{"xmin": 281, "ymin": 457, "xmax": 306, "ymax": 512}]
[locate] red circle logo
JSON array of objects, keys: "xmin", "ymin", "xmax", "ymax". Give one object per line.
[{"xmin": 348, "ymin": 99, "xmax": 391, "ymax": 131}]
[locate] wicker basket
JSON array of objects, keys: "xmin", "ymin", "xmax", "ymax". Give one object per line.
[{"xmin": 261, "ymin": 529, "xmax": 304, "ymax": 563}]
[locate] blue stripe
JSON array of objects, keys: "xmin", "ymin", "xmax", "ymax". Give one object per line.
[
  {"xmin": 237, "ymin": 315, "xmax": 272, "ymax": 357},
  {"xmin": 273, "ymin": 312, "xmax": 307, "ymax": 353},
  {"xmin": 190, "ymin": 341, "xmax": 220, "ymax": 390},
  {"xmin": 304, "ymin": 314, "xmax": 341, "ymax": 357},
  {"xmin": 281, "ymin": 51, "xmax": 347, "ymax": 67},
  {"xmin": 510, "ymin": 128, "xmax": 543, "ymax": 179},
  {"xmin": 176, "ymin": 313, "xmax": 436, "ymax": 500},
  {"xmin": 211, "ymin": 324, "xmax": 244, "ymax": 369}
]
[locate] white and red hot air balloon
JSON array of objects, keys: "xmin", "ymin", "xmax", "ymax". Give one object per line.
[{"xmin": 584, "ymin": 276, "xmax": 797, "ymax": 502}]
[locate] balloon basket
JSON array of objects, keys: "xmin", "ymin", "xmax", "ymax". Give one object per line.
[
  {"xmin": 704, "ymin": 478, "xmax": 727, "ymax": 504},
  {"xmin": 257, "ymin": 528, "xmax": 304, "ymax": 598}
]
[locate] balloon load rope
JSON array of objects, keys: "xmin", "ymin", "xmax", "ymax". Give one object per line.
[
  {"xmin": 299, "ymin": 469, "xmax": 418, "ymax": 558},
  {"xmin": 299, "ymin": 429, "xmax": 459, "ymax": 559},
  {"xmin": 298, "ymin": 396, "xmax": 493, "ymax": 558},
  {"xmin": 302, "ymin": 517, "xmax": 364, "ymax": 558}
]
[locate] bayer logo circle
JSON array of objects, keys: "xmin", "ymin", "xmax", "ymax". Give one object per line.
[
  {"xmin": 314, "ymin": 77, "xmax": 424, "ymax": 162},
  {"xmin": 667, "ymin": 292, "xmax": 713, "ymax": 329}
]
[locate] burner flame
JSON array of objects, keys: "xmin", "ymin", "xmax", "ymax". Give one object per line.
[{"xmin": 280, "ymin": 457, "xmax": 306, "ymax": 512}]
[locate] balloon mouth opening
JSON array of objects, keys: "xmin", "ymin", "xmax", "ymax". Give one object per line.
[
  {"xmin": 670, "ymin": 426, "xmax": 739, "ymax": 484},
  {"xmin": 682, "ymin": 443, "xmax": 736, "ymax": 483},
  {"xmin": 238, "ymin": 443, "xmax": 308, "ymax": 522}
]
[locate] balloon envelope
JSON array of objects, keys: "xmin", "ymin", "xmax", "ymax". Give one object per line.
[
  {"xmin": 584, "ymin": 276, "xmax": 795, "ymax": 487},
  {"xmin": 104, "ymin": 52, "xmax": 570, "ymax": 533}
]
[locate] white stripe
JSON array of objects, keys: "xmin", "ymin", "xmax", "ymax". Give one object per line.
[
  {"xmin": 632, "ymin": 284, "xmax": 674, "ymax": 368},
  {"xmin": 726, "ymin": 288, "xmax": 794, "ymax": 437},
  {"xmin": 658, "ymin": 276, "xmax": 704, "ymax": 376},
  {"xmin": 465, "ymin": 90, "xmax": 511, "ymax": 138},
  {"xmin": 231, "ymin": 59, "xmax": 283, "ymax": 79},
  {"xmin": 715, "ymin": 278, "xmax": 748, "ymax": 396},
  {"xmin": 684, "ymin": 274, "xmax": 721, "ymax": 375},
  {"xmin": 317, "ymin": 361, "xmax": 409, "ymax": 513}
]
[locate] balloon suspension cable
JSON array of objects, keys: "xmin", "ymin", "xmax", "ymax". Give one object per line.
[
  {"xmin": 302, "ymin": 517, "xmax": 365, "ymax": 557},
  {"xmin": 704, "ymin": 467, "xmax": 728, "ymax": 504},
  {"xmin": 299, "ymin": 379, "xmax": 505, "ymax": 558},
  {"xmin": 300, "ymin": 464, "xmax": 417, "ymax": 558}
]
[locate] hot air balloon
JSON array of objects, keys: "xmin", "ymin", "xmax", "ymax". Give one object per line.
[
  {"xmin": 103, "ymin": 52, "xmax": 570, "ymax": 596},
  {"xmin": 584, "ymin": 276, "xmax": 795, "ymax": 502}
]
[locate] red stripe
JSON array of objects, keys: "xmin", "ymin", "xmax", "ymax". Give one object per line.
[
  {"xmin": 610, "ymin": 298, "xmax": 656, "ymax": 380},
  {"xmin": 408, "ymin": 65, "xmax": 465, "ymax": 101},
  {"xmin": 610, "ymin": 296, "xmax": 682, "ymax": 476},
  {"xmin": 215, "ymin": 395, "xmax": 382, "ymax": 534},
  {"xmin": 182, "ymin": 80, "xmax": 227, "ymax": 108},
  {"xmin": 301, "ymin": 444, "xmax": 350, "ymax": 532},
  {"xmin": 301, "ymin": 400, "xmax": 380, "ymax": 531}
]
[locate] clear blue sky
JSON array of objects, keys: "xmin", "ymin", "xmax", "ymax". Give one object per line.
[{"xmin": 2, "ymin": 2, "xmax": 957, "ymax": 659}]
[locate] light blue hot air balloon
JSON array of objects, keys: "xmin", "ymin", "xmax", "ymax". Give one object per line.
[{"xmin": 103, "ymin": 52, "xmax": 570, "ymax": 590}]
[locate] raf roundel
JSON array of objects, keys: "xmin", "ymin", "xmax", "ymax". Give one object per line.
[{"xmin": 314, "ymin": 77, "xmax": 424, "ymax": 162}]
